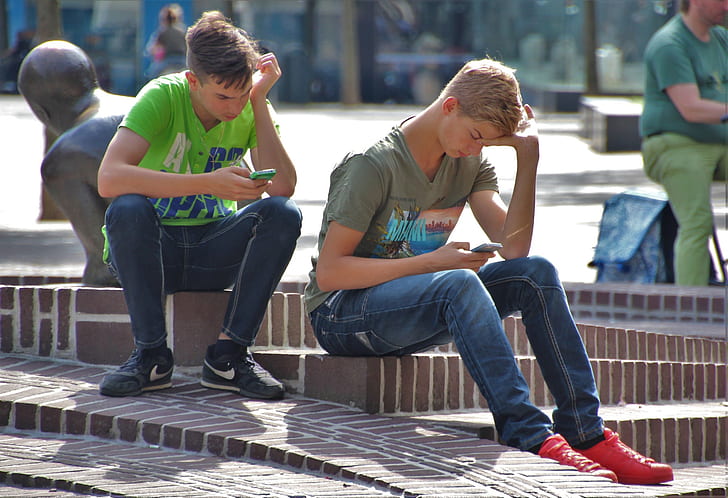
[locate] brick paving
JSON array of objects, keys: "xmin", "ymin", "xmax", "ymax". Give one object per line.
[{"xmin": 1, "ymin": 354, "xmax": 726, "ymax": 497}]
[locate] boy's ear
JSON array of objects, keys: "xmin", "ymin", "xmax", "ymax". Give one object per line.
[
  {"xmin": 442, "ymin": 96, "xmax": 459, "ymax": 115},
  {"xmin": 185, "ymin": 71, "xmax": 200, "ymax": 90}
]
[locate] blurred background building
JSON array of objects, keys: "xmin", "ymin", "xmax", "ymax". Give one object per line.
[{"xmin": 0, "ymin": 0, "xmax": 679, "ymax": 105}]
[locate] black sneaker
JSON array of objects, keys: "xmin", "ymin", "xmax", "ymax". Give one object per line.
[
  {"xmin": 99, "ymin": 347, "xmax": 174, "ymax": 397},
  {"xmin": 201, "ymin": 345, "xmax": 284, "ymax": 400}
]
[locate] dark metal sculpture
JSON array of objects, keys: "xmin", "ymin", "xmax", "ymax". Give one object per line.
[{"xmin": 18, "ymin": 40, "xmax": 134, "ymax": 286}]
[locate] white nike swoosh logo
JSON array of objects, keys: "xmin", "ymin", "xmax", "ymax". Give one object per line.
[
  {"xmin": 149, "ymin": 365, "xmax": 170, "ymax": 382},
  {"xmin": 207, "ymin": 360, "xmax": 235, "ymax": 380}
]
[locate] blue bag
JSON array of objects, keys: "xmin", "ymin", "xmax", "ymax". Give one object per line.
[{"xmin": 589, "ymin": 191, "xmax": 676, "ymax": 283}]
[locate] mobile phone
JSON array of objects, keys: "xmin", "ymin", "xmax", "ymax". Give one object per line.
[
  {"xmin": 249, "ymin": 169, "xmax": 276, "ymax": 180},
  {"xmin": 471, "ymin": 242, "xmax": 503, "ymax": 253}
]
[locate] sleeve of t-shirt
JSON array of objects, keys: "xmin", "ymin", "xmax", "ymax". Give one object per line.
[
  {"xmin": 649, "ymin": 42, "xmax": 697, "ymax": 91},
  {"xmin": 325, "ymin": 154, "xmax": 386, "ymax": 234},
  {"xmin": 471, "ymin": 158, "xmax": 499, "ymax": 194},
  {"xmin": 120, "ymin": 81, "xmax": 172, "ymax": 142}
]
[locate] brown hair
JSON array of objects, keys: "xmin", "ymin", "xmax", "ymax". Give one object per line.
[
  {"xmin": 680, "ymin": 0, "xmax": 690, "ymax": 13},
  {"xmin": 440, "ymin": 58, "xmax": 524, "ymax": 135},
  {"xmin": 185, "ymin": 11, "xmax": 259, "ymax": 89}
]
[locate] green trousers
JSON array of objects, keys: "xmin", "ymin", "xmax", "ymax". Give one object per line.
[{"xmin": 642, "ymin": 132, "xmax": 728, "ymax": 286}]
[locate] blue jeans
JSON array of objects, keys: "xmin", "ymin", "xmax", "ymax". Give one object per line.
[
  {"xmin": 309, "ymin": 256, "xmax": 603, "ymax": 450},
  {"xmin": 105, "ymin": 194, "xmax": 301, "ymax": 350}
]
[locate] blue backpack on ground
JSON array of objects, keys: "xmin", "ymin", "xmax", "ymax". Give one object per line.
[{"xmin": 589, "ymin": 191, "xmax": 677, "ymax": 284}]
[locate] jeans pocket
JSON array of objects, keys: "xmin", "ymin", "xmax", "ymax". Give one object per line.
[{"xmin": 316, "ymin": 327, "xmax": 399, "ymax": 356}]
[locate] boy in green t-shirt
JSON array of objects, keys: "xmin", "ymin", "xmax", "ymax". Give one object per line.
[
  {"xmin": 641, "ymin": 0, "xmax": 728, "ymax": 286},
  {"xmin": 97, "ymin": 11, "xmax": 301, "ymax": 400},
  {"xmin": 305, "ymin": 58, "xmax": 672, "ymax": 485}
]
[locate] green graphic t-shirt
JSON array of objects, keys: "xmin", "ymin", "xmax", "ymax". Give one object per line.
[
  {"xmin": 641, "ymin": 15, "xmax": 728, "ymax": 143},
  {"xmin": 121, "ymin": 72, "xmax": 277, "ymax": 225},
  {"xmin": 304, "ymin": 126, "xmax": 499, "ymax": 312}
]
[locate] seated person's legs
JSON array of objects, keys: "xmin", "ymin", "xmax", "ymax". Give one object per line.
[
  {"xmin": 100, "ymin": 194, "xmax": 172, "ymax": 396},
  {"xmin": 479, "ymin": 255, "xmax": 672, "ymax": 484},
  {"xmin": 193, "ymin": 197, "xmax": 301, "ymax": 399},
  {"xmin": 310, "ymin": 268, "xmax": 554, "ymax": 451},
  {"xmin": 100, "ymin": 195, "xmax": 301, "ymax": 399},
  {"xmin": 643, "ymin": 134, "xmax": 722, "ymax": 286},
  {"xmin": 479, "ymin": 256, "xmax": 602, "ymax": 444}
]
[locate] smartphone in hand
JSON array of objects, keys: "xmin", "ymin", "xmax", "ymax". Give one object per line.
[
  {"xmin": 471, "ymin": 242, "xmax": 503, "ymax": 253},
  {"xmin": 250, "ymin": 169, "xmax": 277, "ymax": 180}
]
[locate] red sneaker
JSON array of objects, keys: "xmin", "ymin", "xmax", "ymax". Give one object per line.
[
  {"xmin": 538, "ymin": 434, "xmax": 618, "ymax": 482},
  {"xmin": 575, "ymin": 428, "xmax": 674, "ymax": 484}
]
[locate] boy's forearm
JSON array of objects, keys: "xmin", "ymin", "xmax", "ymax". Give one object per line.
[
  {"xmin": 500, "ymin": 156, "xmax": 537, "ymax": 258},
  {"xmin": 316, "ymin": 254, "xmax": 434, "ymax": 292},
  {"xmin": 98, "ymin": 163, "xmax": 211, "ymax": 199},
  {"xmin": 250, "ymin": 99, "xmax": 297, "ymax": 196}
]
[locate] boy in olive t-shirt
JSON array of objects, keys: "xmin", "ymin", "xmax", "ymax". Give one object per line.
[
  {"xmin": 97, "ymin": 11, "xmax": 301, "ymax": 400},
  {"xmin": 304, "ymin": 58, "xmax": 673, "ymax": 485}
]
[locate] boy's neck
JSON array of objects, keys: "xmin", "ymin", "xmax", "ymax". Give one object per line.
[{"xmin": 401, "ymin": 106, "xmax": 446, "ymax": 180}]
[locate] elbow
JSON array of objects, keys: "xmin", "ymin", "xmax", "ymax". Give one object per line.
[
  {"xmin": 315, "ymin": 265, "xmax": 337, "ymax": 292},
  {"xmin": 677, "ymin": 107, "xmax": 704, "ymax": 124},
  {"xmin": 269, "ymin": 182, "xmax": 296, "ymax": 198},
  {"xmin": 97, "ymin": 182, "xmax": 111, "ymax": 198},
  {"xmin": 316, "ymin": 273, "xmax": 334, "ymax": 292},
  {"xmin": 96, "ymin": 173, "xmax": 116, "ymax": 198},
  {"xmin": 499, "ymin": 244, "xmax": 530, "ymax": 260}
]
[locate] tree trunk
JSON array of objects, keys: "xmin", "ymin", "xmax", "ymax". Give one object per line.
[
  {"xmin": 583, "ymin": 0, "xmax": 599, "ymax": 95},
  {"xmin": 340, "ymin": 0, "xmax": 361, "ymax": 105}
]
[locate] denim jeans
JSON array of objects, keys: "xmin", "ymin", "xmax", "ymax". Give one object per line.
[
  {"xmin": 309, "ymin": 256, "xmax": 603, "ymax": 450},
  {"xmin": 105, "ymin": 194, "xmax": 301, "ymax": 350}
]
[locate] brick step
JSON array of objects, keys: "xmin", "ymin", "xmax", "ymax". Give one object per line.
[
  {"xmin": 3, "ymin": 433, "xmax": 725, "ymax": 498},
  {"xmin": 0, "ymin": 354, "xmax": 724, "ymax": 497},
  {"xmin": 565, "ymin": 282, "xmax": 726, "ymax": 326},
  {"xmin": 255, "ymin": 349, "xmax": 727, "ymax": 414},
  {"xmin": 2, "ymin": 285, "xmax": 725, "ymax": 367},
  {"xmin": 404, "ymin": 402, "xmax": 728, "ymax": 466}
]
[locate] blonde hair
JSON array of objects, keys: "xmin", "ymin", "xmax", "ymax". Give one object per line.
[{"xmin": 440, "ymin": 58, "xmax": 524, "ymax": 135}]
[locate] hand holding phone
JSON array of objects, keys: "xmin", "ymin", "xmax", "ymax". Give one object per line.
[
  {"xmin": 249, "ymin": 169, "xmax": 277, "ymax": 180},
  {"xmin": 471, "ymin": 242, "xmax": 503, "ymax": 253}
]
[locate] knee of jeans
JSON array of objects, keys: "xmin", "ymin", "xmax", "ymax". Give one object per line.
[
  {"xmin": 436, "ymin": 268, "xmax": 485, "ymax": 296},
  {"xmin": 524, "ymin": 256, "xmax": 561, "ymax": 286},
  {"xmin": 106, "ymin": 194, "xmax": 156, "ymax": 226},
  {"xmin": 266, "ymin": 196, "xmax": 303, "ymax": 235}
]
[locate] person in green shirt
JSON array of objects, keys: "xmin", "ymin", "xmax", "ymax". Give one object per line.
[
  {"xmin": 97, "ymin": 11, "xmax": 301, "ymax": 399},
  {"xmin": 305, "ymin": 58, "xmax": 673, "ymax": 485},
  {"xmin": 641, "ymin": 0, "xmax": 728, "ymax": 286}
]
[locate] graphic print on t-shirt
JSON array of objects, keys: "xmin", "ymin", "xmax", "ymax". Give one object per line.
[
  {"xmin": 373, "ymin": 201, "xmax": 465, "ymax": 258},
  {"xmin": 150, "ymin": 145, "xmax": 245, "ymax": 221}
]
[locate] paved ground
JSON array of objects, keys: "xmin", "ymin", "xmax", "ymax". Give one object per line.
[
  {"xmin": 5, "ymin": 94, "xmax": 728, "ymax": 286},
  {"xmin": 2, "ymin": 354, "xmax": 726, "ymax": 498}
]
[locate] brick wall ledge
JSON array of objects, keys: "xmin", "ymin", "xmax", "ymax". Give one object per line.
[{"xmin": 2, "ymin": 281, "xmax": 725, "ymax": 364}]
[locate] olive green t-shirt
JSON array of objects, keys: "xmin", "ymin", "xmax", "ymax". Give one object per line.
[
  {"xmin": 641, "ymin": 15, "xmax": 728, "ymax": 143},
  {"xmin": 304, "ymin": 126, "xmax": 499, "ymax": 313}
]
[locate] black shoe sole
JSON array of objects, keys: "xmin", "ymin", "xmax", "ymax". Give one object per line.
[
  {"xmin": 200, "ymin": 378, "xmax": 284, "ymax": 400},
  {"xmin": 99, "ymin": 379, "xmax": 173, "ymax": 397}
]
